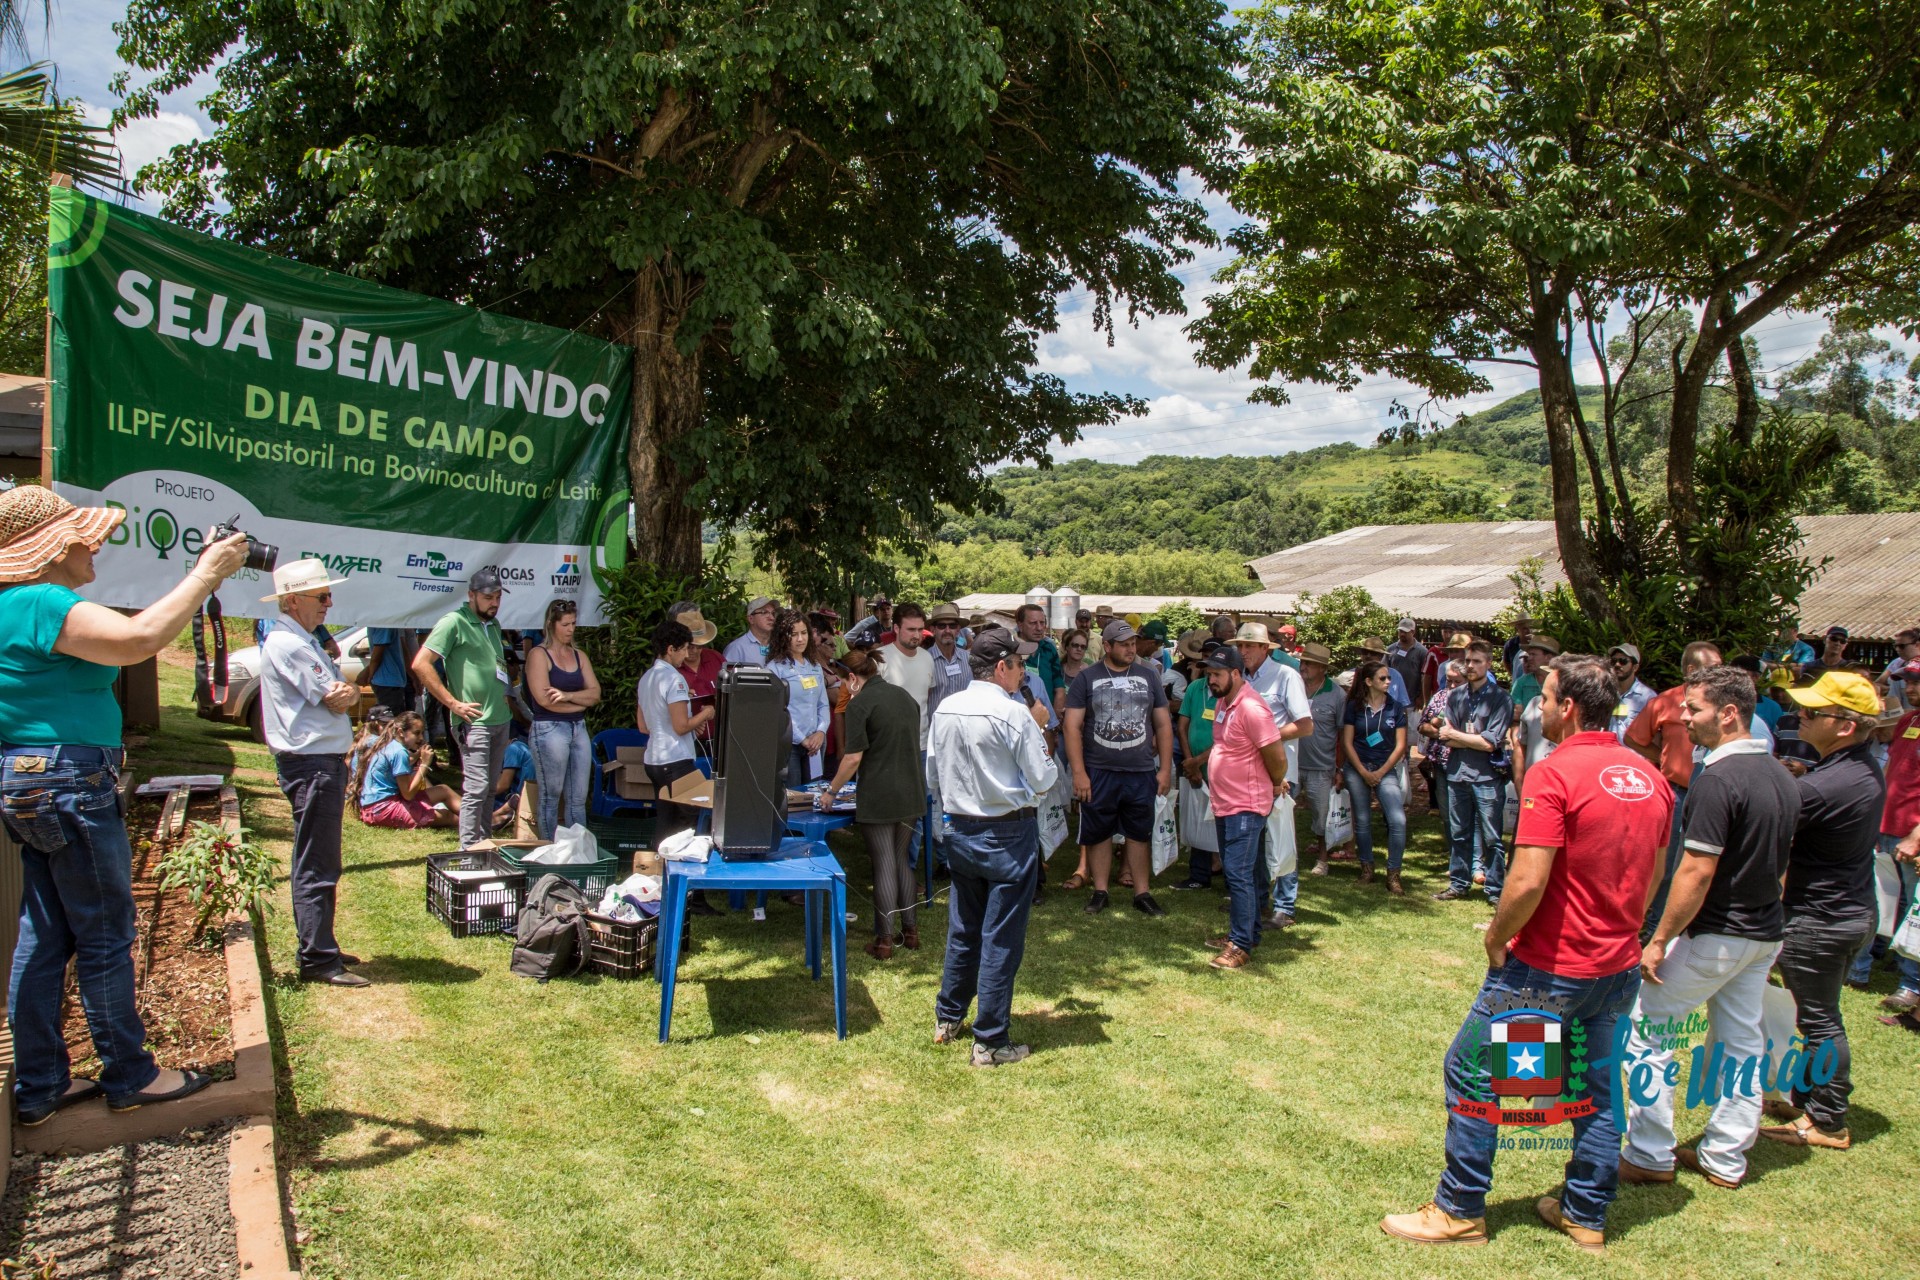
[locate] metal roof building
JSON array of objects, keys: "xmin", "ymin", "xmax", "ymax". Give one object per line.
[{"xmin": 954, "ymin": 513, "xmax": 1920, "ymax": 641}]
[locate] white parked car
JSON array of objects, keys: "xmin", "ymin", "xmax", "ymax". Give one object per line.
[{"xmin": 195, "ymin": 625, "xmax": 372, "ymax": 741}]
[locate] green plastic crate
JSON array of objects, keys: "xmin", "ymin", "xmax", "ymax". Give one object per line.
[{"xmin": 491, "ymin": 841, "xmax": 620, "ymax": 894}]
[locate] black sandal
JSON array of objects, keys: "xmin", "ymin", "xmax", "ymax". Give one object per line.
[
  {"xmin": 109, "ymin": 1069, "xmax": 212, "ymax": 1113},
  {"xmin": 18, "ymin": 1079, "xmax": 103, "ymax": 1127}
]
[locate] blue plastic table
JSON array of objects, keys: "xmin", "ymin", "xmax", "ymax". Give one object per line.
[
  {"xmin": 725, "ymin": 811, "xmax": 852, "ymax": 913},
  {"xmin": 656, "ymin": 840, "xmax": 848, "ymax": 1042}
]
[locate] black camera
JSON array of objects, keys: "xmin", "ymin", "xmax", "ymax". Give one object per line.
[{"xmin": 209, "ymin": 514, "xmax": 278, "ymax": 573}]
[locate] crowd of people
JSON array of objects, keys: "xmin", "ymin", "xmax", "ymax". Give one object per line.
[{"xmin": 1, "ymin": 478, "xmax": 1914, "ymax": 1237}]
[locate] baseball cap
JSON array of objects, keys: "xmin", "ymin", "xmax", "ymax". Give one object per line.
[
  {"xmin": 469, "ymin": 566, "xmax": 509, "ymax": 594},
  {"xmin": 1277, "ymin": 623, "xmax": 1297, "ymax": 638},
  {"xmin": 1789, "ymin": 670, "xmax": 1881, "ymax": 716},
  {"xmin": 870, "ymin": 593, "xmax": 891, "ymax": 607},
  {"xmin": 1609, "ymin": 642, "xmax": 1642, "ymax": 663},
  {"xmin": 1299, "ymin": 641, "xmax": 1332, "ymax": 666},
  {"xmin": 1201, "ymin": 646, "xmax": 1244, "ymax": 672},
  {"xmin": 1902, "ymin": 662, "xmax": 1920, "ymax": 681},
  {"xmin": 1101, "ymin": 619, "xmax": 1138, "ymax": 645},
  {"xmin": 1397, "ymin": 617, "xmax": 1417, "ymax": 632},
  {"xmin": 970, "ymin": 626, "xmax": 1035, "ymax": 665},
  {"xmin": 1826, "ymin": 625, "xmax": 1849, "ymax": 640},
  {"xmin": 1140, "ymin": 620, "xmax": 1170, "ymax": 642},
  {"xmin": 747, "ymin": 595, "xmax": 777, "ymax": 614},
  {"xmin": 813, "ymin": 607, "xmax": 841, "ymax": 622}
]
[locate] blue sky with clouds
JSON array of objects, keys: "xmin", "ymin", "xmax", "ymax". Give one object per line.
[{"xmin": 27, "ymin": 1, "xmax": 1865, "ymax": 466}]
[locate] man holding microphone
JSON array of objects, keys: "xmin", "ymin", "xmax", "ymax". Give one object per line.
[
  {"xmin": 258, "ymin": 559, "xmax": 367, "ymax": 986},
  {"xmin": 928, "ymin": 627, "xmax": 1058, "ymax": 1066}
]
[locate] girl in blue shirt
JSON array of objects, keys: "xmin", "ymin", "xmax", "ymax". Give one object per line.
[
  {"xmin": 768, "ymin": 608, "xmax": 831, "ymax": 783},
  {"xmin": 351, "ymin": 712, "xmax": 460, "ymax": 828}
]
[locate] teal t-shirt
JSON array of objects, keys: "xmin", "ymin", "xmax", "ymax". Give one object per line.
[
  {"xmin": 361, "ymin": 740, "xmax": 411, "ymax": 806},
  {"xmin": 0, "ymin": 584, "xmax": 121, "ymax": 748}
]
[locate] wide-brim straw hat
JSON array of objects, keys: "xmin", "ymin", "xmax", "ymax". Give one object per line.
[
  {"xmin": 1233, "ymin": 622, "xmax": 1281, "ymax": 649},
  {"xmin": 673, "ymin": 607, "xmax": 719, "ymax": 645},
  {"xmin": 0, "ymin": 485, "xmax": 125, "ymax": 584},
  {"xmin": 1176, "ymin": 628, "xmax": 1209, "ymax": 662},
  {"xmin": 261, "ymin": 557, "xmax": 351, "ymax": 601}
]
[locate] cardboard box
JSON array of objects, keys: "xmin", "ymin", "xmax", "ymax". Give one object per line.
[
  {"xmin": 660, "ymin": 769, "xmax": 713, "ymax": 809},
  {"xmin": 600, "ymin": 745, "xmax": 656, "ymax": 801}
]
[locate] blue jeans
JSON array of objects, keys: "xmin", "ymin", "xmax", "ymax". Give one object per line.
[
  {"xmin": 1850, "ymin": 835, "xmax": 1920, "ymax": 990},
  {"xmin": 1272, "ymin": 869, "xmax": 1298, "ymax": 918},
  {"xmin": 1436, "ymin": 956, "xmax": 1640, "ymax": 1230},
  {"xmin": 1344, "ymin": 767, "xmax": 1408, "ymax": 872},
  {"xmin": 529, "ymin": 720, "xmax": 590, "ymax": 839},
  {"xmin": 936, "ymin": 814, "xmax": 1040, "ymax": 1047},
  {"xmin": 1, "ymin": 746, "xmax": 159, "ymax": 1109},
  {"xmin": 1215, "ymin": 811, "xmax": 1270, "ymax": 951},
  {"xmin": 1446, "ymin": 777, "xmax": 1506, "ymax": 900}
]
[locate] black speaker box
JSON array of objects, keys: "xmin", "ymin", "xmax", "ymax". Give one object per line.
[{"xmin": 712, "ymin": 665, "xmax": 791, "ymax": 859}]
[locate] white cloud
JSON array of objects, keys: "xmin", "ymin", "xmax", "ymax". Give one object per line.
[{"xmin": 80, "ymin": 104, "xmax": 208, "ymax": 191}]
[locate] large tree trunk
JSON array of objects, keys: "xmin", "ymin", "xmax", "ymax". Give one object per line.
[
  {"xmin": 625, "ymin": 265, "xmax": 706, "ymax": 576},
  {"xmin": 1530, "ymin": 317, "xmax": 1618, "ymax": 628}
]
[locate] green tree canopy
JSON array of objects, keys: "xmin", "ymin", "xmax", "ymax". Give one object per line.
[
  {"xmin": 121, "ymin": 0, "xmax": 1235, "ymax": 598},
  {"xmin": 1195, "ymin": 0, "xmax": 1920, "ymax": 647}
]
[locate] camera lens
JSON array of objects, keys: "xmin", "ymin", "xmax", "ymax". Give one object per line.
[{"xmin": 248, "ymin": 540, "xmax": 279, "ymax": 573}]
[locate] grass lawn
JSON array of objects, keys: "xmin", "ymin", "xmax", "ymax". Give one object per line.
[{"xmin": 137, "ymin": 650, "xmax": 1920, "ymax": 1278}]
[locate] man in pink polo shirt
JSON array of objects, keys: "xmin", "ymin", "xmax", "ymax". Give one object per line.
[{"xmin": 1198, "ymin": 646, "xmax": 1287, "ymax": 970}]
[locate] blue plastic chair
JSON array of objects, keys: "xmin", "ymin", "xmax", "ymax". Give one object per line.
[{"xmin": 590, "ymin": 728, "xmax": 654, "ymax": 821}]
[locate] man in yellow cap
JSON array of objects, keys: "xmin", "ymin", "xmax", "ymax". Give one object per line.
[{"xmin": 1760, "ymin": 672, "xmax": 1885, "ymax": 1151}]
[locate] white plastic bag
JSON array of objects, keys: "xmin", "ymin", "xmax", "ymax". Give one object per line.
[
  {"xmin": 1893, "ymin": 881, "xmax": 1920, "ymax": 961},
  {"xmin": 1150, "ymin": 790, "xmax": 1180, "ymax": 875},
  {"xmin": 1759, "ymin": 983, "xmax": 1802, "ymax": 1101},
  {"xmin": 1038, "ymin": 772, "xmax": 1071, "ymax": 856},
  {"xmin": 1322, "ymin": 787, "xmax": 1354, "ymax": 850},
  {"xmin": 1178, "ymin": 778, "xmax": 1218, "ymax": 853},
  {"xmin": 1502, "ymin": 783, "xmax": 1521, "ymax": 838},
  {"xmin": 1265, "ymin": 791, "xmax": 1298, "ymax": 880},
  {"xmin": 521, "ymin": 822, "xmax": 599, "ymax": 865}
]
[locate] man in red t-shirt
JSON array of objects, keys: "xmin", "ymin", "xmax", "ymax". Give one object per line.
[
  {"xmin": 1857, "ymin": 669, "xmax": 1920, "ymax": 1010},
  {"xmin": 1385, "ymin": 655, "xmax": 1672, "ymax": 1255}
]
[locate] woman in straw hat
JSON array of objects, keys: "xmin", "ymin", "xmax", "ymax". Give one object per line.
[{"xmin": 0, "ymin": 484, "xmax": 249, "ymax": 1125}]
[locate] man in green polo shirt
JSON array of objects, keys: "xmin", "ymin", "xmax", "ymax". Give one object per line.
[
  {"xmin": 414, "ymin": 567, "xmax": 512, "ymax": 847},
  {"xmin": 1509, "ymin": 634, "xmax": 1561, "ymax": 710}
]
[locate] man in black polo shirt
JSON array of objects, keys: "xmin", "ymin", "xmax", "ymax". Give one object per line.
[
  {"xmin": 1621, "ymin": 666, "xmax": 1798, "ymax": 1191},
  {"xmin": 1760, "ymin": 672, "xmax": 1885, "ymax": 1151}
]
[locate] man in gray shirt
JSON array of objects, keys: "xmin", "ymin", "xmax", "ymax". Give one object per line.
[
  {"xmin": 1431, "ymin": 638, "xmax": 1513, "ymax": 906},
  {"xmin": 1297, "ymin": 643, "xmax": 1345, "ymax": 871},
  {"xmin": 1064, "ymin": 620, "xmax": 1173, "ymax": 918}
]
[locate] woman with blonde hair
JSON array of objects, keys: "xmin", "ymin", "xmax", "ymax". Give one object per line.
[{"xmin": 524, "ymin": 597, "xmax": 602, "ymax": 837}]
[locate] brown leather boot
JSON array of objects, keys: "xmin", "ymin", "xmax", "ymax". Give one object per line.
[
  {"xmin": 1359, "ymin": 864, "xmax": 1376, "ymax": 885},
  {"xmin": 1617, "ymin": 1155, "xmax": 1675, "ymax": 1185},
  {"xmin": 1386, "ymin": 871, "xmax": 1405, "ymax": 896},
  {"xmin": 866, "ymin": 937, "xmax": 893, "ymax": 960},
  {"xmin": 1760, "ymin": 1115, "xmax": 1851, "ymax": 1149},
  {"xmin": 900, "ymin": 928, "xmax": 920, "ymax": 950},
  {"xmin": 1380, "ymin": 1202, "xmax": 1487, "ymax": 1246},
  {"xmin": 1535, "ymin": 1197, "xmax": 1605, "ymax": 1254}
]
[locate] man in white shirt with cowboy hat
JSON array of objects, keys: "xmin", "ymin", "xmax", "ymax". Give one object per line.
[{"xmin": 258, "ymin": 558, "xmax": 367, "ymax": 986}]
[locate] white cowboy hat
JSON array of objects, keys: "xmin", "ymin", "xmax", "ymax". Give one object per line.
[{"xmin": 261, "ymin": 557, "xmax": 350, "ymax": 601}]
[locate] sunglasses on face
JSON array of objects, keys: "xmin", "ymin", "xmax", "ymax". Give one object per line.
[
  {"xmin": 1610, "ymin": 656, "xmax": 1635, "ymax": 665},
  {"xmin": 303, "ymin": 592, "xmax": 333, "ymax": 604}
]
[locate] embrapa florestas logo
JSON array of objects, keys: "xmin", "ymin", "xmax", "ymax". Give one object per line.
[{"xmin": 400, "ymin": 550, "xmax": 463, "ymax": 593}]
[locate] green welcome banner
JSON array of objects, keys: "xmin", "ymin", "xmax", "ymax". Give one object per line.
[{"xmin": 47, "ymin": 185, "xmax": 632, "ymax": 625}]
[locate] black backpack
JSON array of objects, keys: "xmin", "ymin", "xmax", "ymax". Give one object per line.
[{"xmin": 510, "ymin": 874, "xmax": 593, "ymax": 981}]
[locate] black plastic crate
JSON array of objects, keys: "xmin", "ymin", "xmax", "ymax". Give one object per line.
[
  {"xmin": 585, "ymin": 911, "xmax": 658, "ymax": 980},
  {"xmin": 426, "ymin": 850, "xmax": 527, "ymax": 938}
]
